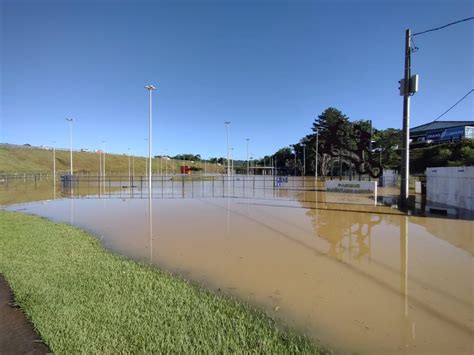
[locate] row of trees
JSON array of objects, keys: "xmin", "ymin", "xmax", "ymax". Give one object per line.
[
  {"xmin": 171, "ymin": 154, "xmax": 202, "ymax": 162},
  {"xmin": 256, "ymin": 107, "xmax": 402, "ymax": 177},
  {"xmin": 162, "ymin": 107, "xmax": 473, "ymax": 177}
]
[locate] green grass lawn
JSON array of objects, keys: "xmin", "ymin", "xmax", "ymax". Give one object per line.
[{"xmin": 0, "ymin": 210, "xmax": 328, "ymax": 354}]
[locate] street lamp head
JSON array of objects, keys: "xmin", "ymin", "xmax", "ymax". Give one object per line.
[
  {"xmin": 224, "ymin": 121, "xmax": 230, "ymax": 125},
  {"xmin": 246, "ymin": 138, "xmax": 250, "ymax": 142},
  {"xmin": 66, "ymin": 118, "xmax": 73, "ymax": 122},
  {"xmin": 145, "ymin": 85, "xmax": 157, "ymax": 91}
]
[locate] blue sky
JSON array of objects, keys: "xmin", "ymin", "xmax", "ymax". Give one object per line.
[{"xmin": 1, "ymin": 0, "xmax": 472, "ymax": 160}]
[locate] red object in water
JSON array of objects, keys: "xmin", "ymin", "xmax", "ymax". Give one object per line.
[{"xmin": 180, "ymin": 166, "xmax": 191, "ymax": 174}]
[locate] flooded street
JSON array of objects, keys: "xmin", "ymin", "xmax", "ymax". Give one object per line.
[{"xmin": 5, "ymin": 190, "xmax": 473, "ymax": 354}]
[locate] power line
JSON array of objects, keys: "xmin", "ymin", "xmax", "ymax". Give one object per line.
[
  {"xmin": 412, "ymin": 17, "xmax": 474, "ymax": 37},
  {"xmin": 433, "ymin": 89, "xmax": 473, "ymax": 121}
]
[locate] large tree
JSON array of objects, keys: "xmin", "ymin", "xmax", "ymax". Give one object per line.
[{"xmin": 312, "ymin": 107, "xmax": 351, "ymax": 154}]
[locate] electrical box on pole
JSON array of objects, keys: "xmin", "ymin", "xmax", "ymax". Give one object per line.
[
  {"xmin": 399, "ymin": 75, "xmax": 419, "ymax": 96},
  {"xmin": 409, "ymin": 74, "xmax": 419, "ymax": 94},
  {"xmin": 399, "ymin": 79, "xmax": 406, "ymax": 96}
]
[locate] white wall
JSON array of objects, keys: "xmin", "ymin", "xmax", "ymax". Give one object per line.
[
  {"xmin": 381, "ymin": 169, "xmax": 398, "ymax": 187},
  {"xmin": 426, "ymin": 166, "xmax": 474, "ymax": 211}
]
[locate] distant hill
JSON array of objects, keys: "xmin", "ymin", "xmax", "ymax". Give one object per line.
[{"xmin": 0, "ymin": 144, "xmax": 223, "ymax": 175}]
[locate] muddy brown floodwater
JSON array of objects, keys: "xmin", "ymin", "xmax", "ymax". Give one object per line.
[{"xmin": 6, "ymin": 192, "xmax": 474, "ymax": 354}]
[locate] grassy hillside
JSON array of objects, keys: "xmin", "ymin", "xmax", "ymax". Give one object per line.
[{"xmin": 0, "ymin": 145, "xmax": 224, "ymax": 175}]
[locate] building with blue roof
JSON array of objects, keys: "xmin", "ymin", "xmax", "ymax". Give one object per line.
[{"xmin": 410, "ymin": 121, "xmax": 474, "ymax": 144}]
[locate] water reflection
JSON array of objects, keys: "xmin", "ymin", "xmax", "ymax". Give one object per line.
[
  {"xmin": 305, "ymin": 204, "xmax": 380, "ymax": 261},
  {"xmin": 5, "ymin": 192, "xmax": 473, "ymax": 354},
  {"xmin": 149, "ymin": 195, "xmax": 153, "ymax": 264}
]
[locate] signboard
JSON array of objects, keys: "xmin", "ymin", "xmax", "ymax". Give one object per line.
[
  {"xmin": 465, "ymin": 126, "xmax": 474, "ymax": 139},
  {"xmin": 275, "ymin": 176, "xmax": 288, "ymax": 187},
  {"xmin": 325, "ymin": 180, "xmax": 377, "ymax": 194},
  {"xmin": 426, "ymin": 126, "xmax": 466, "ymax": 142}
]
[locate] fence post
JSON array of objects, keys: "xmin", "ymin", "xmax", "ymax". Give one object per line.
[
  {"xmin": 182, "ymin": 176, "xmax": 185, "ymax": 198},
  {"xmin": 253, "ymin": 176, "xmax": 255, "ymax": 197}
]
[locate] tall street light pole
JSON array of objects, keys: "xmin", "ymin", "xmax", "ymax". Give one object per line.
[
  {"xmin": 224, "ymin": 121, "xmax": 230, "ymax": 177},
  {"xmin": 145, "ymin": 84, "xmax": 156, "ymax": 196},
  {"xmin": 230, "ymin": 147, "xmax": 234, "ymax": 176},
  {"xmin": 51, "ymin": 141, "xmax": 56, "ymax": 183},
  {"xmin": 246, "ymin": 138, "xmax": 250, "ymax": 176},
  {"xmin": 302, "ymin": 143, "xmax": 306, "ymax": 177},
  {"xmin": 66, "ymin": 118, "xmax": 73, "ymax": 175},
  {"xmin": 144, "ymin": 138, "xmax": 148, "ymax": 178},
  {"xmin": 294, "ymin": 149, "xmax": 297, "ymax": 177},
  {"xmin": 132, "ymin": 154, "xmax": 135, "ymax": 177},
  {"xmin": 160, "ymin": 152, "xmax": 163, "ymax": 176},
  {"xmin": 101, "ymin": 140, "xmax": 106, "ymax": 178},
  {"xmin": 128, "ymin": 148, "xmax": 131, "ymax": 184},
  {"xmin": 315, "ymin": 127, "xmax": 319, "ymax": 180},
  {"xmin": 99, "ymin": 147, "xmax": 102, "ymax": 178}
]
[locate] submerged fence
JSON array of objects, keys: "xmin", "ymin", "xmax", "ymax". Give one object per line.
[
  {"xmin": 1, "ymin": 173, "xmax": 396, "ymax": 191},
  {"xmin": 58, "ymin": 175, "xmax": 323, "ymax": 199}
]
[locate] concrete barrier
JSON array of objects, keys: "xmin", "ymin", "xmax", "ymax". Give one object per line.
[{"xmin": 426, "ymin": 166, "xmax": 474, "ymax": 211}]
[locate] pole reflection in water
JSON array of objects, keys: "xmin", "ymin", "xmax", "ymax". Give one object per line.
[
  {"xmin": 149, "ymin": 194, "xmax": 153, "ymax": 264},
  {"xmin": 226, "ymin": 195, "xmax": 230, "ymax": 235},
  {"xmin": 53, "ymin": 176, "xmax": 56, "ymax": 200},
  {"xmin": 400, "ymin": 215, "xmax": 416, "ymax": 348},
  {"xmin": 69, "ymin": 188, "xmax": 74, "ymax": 225},
  {"xmin": 400, "ymin": 215, "xmax": 408, "ymax": 317},
  {"xmin": 149, "ymin": 167, "xmax": 153, "ymax": 264}
]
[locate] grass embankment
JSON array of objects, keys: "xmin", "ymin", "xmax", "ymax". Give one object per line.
[
  {"xmin": 0, "ymin": 144, "xmax": 224, "ymax": 175},
  {"xmin": 0, "ymin": 211, "xmax": 326, "ymax": 353}
]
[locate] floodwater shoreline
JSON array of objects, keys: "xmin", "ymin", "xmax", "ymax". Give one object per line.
[
  {"xmin": 0, "ymin": 210, "xmax": 327, "ymax": 354},
  {"xmin": 1, "ymin": 186, "xmax": 473, "ymax": 354},
  {"xmin": 0, "ymin": 274, "xmax": 50, "ymax": 354}
]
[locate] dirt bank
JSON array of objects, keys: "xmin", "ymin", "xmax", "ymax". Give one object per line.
[{"xmin": 0, "ymin": 275, "xmax": 49, "ymax": 354}]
